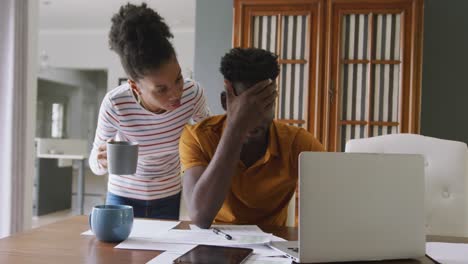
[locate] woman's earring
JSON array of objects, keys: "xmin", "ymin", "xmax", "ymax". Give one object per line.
[{"xmin": 137, "ymin": 94, "xmax": 142, "ymax": 104}]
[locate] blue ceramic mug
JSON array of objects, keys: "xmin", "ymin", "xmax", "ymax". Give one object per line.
[{"xmin": 89, "ymin": 204, "xmax": 133, "ymax": 242}]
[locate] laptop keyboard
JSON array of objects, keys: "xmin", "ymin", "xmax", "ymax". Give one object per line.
[{"xmin": 288, "ymin": 247, "xmax": 299, "ymax": 253}]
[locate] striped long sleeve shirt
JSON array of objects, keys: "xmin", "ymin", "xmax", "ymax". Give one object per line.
[{"xmin": 89, "ymin": 79, "xmax": 210, "ymax": 200}]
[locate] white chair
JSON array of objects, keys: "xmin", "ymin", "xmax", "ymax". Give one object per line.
[{"xmin": 346, "ymin": 134, "xmax": 468, "ymax": 236}]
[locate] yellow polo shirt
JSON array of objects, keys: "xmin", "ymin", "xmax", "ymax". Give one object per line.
[{"xmin": 179, "ymin": 115, "xmax": 324, "ymax": 226}]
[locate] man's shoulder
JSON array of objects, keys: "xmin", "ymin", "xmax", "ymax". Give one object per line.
[
  {"xmin": 273, "ymin": 121, "xmax": 324, "ymax": 151},
  {"xmin": 184, "ymin": 115, "xmax": 226, "ymax": 136},
  {"xmin": 273, "ymin": 120, "xmax": 309, "ymax": 138}
]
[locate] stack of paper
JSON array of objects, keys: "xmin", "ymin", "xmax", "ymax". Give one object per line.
[
  {"xmin": 149, "ymin": 229, "xmax": 272, "ymax": 246},
  {"xmin": 426, "ymin": 242, "xmax": 468, "ymax": 264},
  {"xmin": 146, "ymin": 244, "xmax": 197, "ymax": 264},
  {"xmin": 117, "ymin": 225, "xmax": 286, "ymax": 257},
  {"xmin": 93, "ymin": 222, "xmax": 292, "ymax": 263}
]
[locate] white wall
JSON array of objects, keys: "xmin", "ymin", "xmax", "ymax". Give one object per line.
[
  {"xmin": 38, "ymin": 29, "xmax": 195, "ymax": 91},
  {"xmin": 0, "ymin": 0, "xmax": 38, "ymax": 236},
  {"xmin": 174, "ymin": 29, "xmax": 195, "ymax": 79},
  {"xmin": 194, "ymin": 0, "xmax": 233, "ymax": 114},
  {"xmin": 23, "ymin": 0, "xmax": 39, "ymax": 235},
  {"xmin": 39, "ymin": 67, "xmax": 99, "ymax": 88}
]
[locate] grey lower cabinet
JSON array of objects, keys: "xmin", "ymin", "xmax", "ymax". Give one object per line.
[{"xmin": 33, "ymin": 158, "xmax": 73, "ymax": 216}]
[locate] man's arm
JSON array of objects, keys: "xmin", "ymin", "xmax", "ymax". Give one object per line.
[
  {"xmin": 181, "ymin": 79, "xmax": 277, "ymax": 228},
  {"xmin": 182, "ymin": 125, "xmax": 245, "ymax": 228}
]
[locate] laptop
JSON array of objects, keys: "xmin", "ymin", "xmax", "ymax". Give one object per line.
[{"xmin": 270, "ymin": 152, "xmax": 426, "ymax": 263}]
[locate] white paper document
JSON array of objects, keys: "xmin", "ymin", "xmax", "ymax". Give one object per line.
[
  {"xmin": 116, "ymin": 239, "xmax": 196, "ymax": 252},
  {"xmin": 117, "ymin": 239, "xmax": 283, "ymax": 257},
  {"xmin": 190, "ymin": 224, "xmax": 263, "ymax": 234},
  {"xmin": 240, "ymin": 236, "xmax": 287, "ymax": 257},
  {"xmin": 109, "ymin": 222, "xmax": 287, "ymax": 260},
  {"xmin": 426, "ymin": 242, "xmax": 468, "ymax": 264},
  {"xmin": 243, "ymin": 255, "xmax": 292, "ymax": 264},
  {"xmin": 145, "ymin": 245, "xmax": 196, "ymax": 264},
  {"xmin": 271, "ymin": 235, "xmax": 287, "ymax": 242},
  {"xmin": 146, "ymin": 251, "xmax": 183, "ymax": 264},
  {"xmin": 136, "ymin": 229, "xmax": 271, "ymax": 246},
  {"xmin": 228, "ymin": 244, "xmax": 285, "ymax": 257},
  {"xmin": 189, "ymin": 224, "xmax": 286, "ymax": 241},
  {"xmin": 81, "ymin": 219, "xmax": 180, "ymax": 239},
  {"xmin": 116, "ymin": 224, "xmax": 286, "ymax": 256},
  {"xmin": 117, "ymin": 237, "xmax": 283, "ymax": 257}
]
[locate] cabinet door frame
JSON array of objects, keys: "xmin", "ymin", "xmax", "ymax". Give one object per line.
[
  {"xmin": 234, "ymin": 0, "xmax": 326, "ymax": 140},
  {"xmin": 323, "ymin": 0, "xmax": 424, "ymax": 151}
]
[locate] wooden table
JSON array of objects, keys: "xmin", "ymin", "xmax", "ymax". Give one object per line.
[{"xmin": 0, "ymin": 216, "xmax": 467, "ymax": 264}]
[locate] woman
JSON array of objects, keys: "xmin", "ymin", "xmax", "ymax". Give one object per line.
[{"xmin": 89, "ymin": 3, "xmax": 210, "ymax": 220}]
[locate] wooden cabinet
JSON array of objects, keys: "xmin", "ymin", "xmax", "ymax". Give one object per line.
[
  {"xmin": 234, "ymin": 0, "xmax": 424, "ymax": 151},
  {"xmin": 234, "ymin": 0, "xmax": 325, "ymax": 137}
]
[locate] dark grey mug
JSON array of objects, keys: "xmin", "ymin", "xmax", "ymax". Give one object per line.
[
  {"xmin": 89, "ymin": 205, "xmax": 133, "ymax": 242},
  {"xmin": 107, "ymin": 141, "xmax": 138, "ymax": 175}
]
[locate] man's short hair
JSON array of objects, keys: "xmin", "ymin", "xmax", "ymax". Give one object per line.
[{"xmin": 220, "ymin": 48, "xmax": 280, "ymax": 87}]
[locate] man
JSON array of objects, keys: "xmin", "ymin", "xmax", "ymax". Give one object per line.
[{"xmin": 179, "ymin": 48, "xmax": 324, "ymax": 228}]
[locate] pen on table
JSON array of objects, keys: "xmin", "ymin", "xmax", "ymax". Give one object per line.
[{"xmin": 212, "ymin": 228, "xmax": 232, "ymax": 240}]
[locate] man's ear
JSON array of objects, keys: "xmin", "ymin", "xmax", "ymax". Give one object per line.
[
  {"xmin": 224, "ymin": 79, "xmax": 239, "ymax": 96},
  {"xmin": 220, "ymin": 91, "xmax": 227, "ymax": 111}
]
